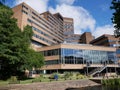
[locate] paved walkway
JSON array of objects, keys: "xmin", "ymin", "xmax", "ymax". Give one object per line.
[{"xmin": 0, "ymin": 79, "xmax": 100, "ymax": 90}]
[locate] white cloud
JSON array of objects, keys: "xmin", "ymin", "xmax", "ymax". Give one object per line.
[
  {"xmin": 56, "ymin": 0, "xmax": 75, "ymax": 5},
  {"xmin": 93, "ymin": 25, "xmax": 114, "ymax": 38},
  {"xmin": 15, "ymin": 0, "xmax": 49, "ymax": 13},
  {"xmin": 14, "ymin": 0, "xmax": 114, "ymax": 38},
  {"xmin": 49, "ymin": 4, "xmax": 96, "ymax": 34}
]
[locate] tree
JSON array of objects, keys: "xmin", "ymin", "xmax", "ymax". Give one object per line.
[
  {"xmin": 111, "ymin": 0, "xmax": 120, "ymax": 37},
  {"xmin": 0, "ymin": 3, "xmax": 44, "ymax": 80}
]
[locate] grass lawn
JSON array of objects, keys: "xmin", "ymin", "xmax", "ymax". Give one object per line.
[
  {"xmin": 0, "ymin": 73, "xmax": 87, "ymax": 85},
  {"xmin": 0, "ymin": 80, "xmax": 9, "ymax": 86},
  {"xmin": 0, "ymin": 77, "xmax": 84, "ymax": 86}
]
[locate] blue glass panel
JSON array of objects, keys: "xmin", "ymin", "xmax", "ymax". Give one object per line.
[
  {"xmin": 116, "ymin": 49, "xmax": 120, "ymax": 54},
  {"xmin": 60, "ymin": 48, "xmax": 117, "ymax": 65}
]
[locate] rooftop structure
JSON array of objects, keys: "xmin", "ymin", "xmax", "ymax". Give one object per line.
[
  {"xmin": 80, "ymin": 32, "xmax": 94, "ymax": 44},
  {"xmin": 90, "ymin": 34, "xmax": 120, "ymax": 63},
  {"xmin": 64, "ymin": 34, "xmax": 81, "ymax": 44},
  {"xmin": 90, "ymin": 34, "xmax": 119, "ymax": 47}
]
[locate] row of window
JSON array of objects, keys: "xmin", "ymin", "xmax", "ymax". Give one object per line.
[
  {"xmin": 22, "ymin": 5, "xmax": 28, "ymax": 10},
  {"xmin": 32, "ymin": 16, "xmax": 49, "ymax": 30},
  {"xmin": 22, "ymin": 10, "xmax": 28, "ymax": 15},
  {"xmin": 23, "ymin": 7, "xmax": 61, "ymax": 41},
  {"xmin": 33, "ymin": 34, "xmax": 53, "ymax": 44},
  {"xmin": 108, "ymin": 40, "xmax": 118, "ymax": 43},
  {"xmin": 43, "ymin": 49, "xmax": 60, "ymax": 56},
  {"xmin": 64, "ymin": 24, "xmax": 73, "ymax": 29},
  {"xmin": 28, "ymin": 19, "xmax": 55, "ymax": 43},
  {"xmin": 22, "ymin": 6, "xmax": 63, "ymax": 43},
  {"xmin": 48, "ymin": 15, "xmax": 63, "ymax": 27},
  {"xmin": 45, "ymin": 60, "xmax": 60, "ymax": 65},
  {"xmin": 32, "ymin": 11, "xmax": 55, "ymax": 29},
  {"xmin": 64, "ymin": 31, "xmax": 74, "ymax": 35},
  {"xmin": 22, "ymin": 4, "xmax": 53, "ymax": 28},
  {"xmin": 41, "ymin": 48, "xmax": 117, "ymax": 65},
  {"xmin": 61, "ymin": 49, "xmax": 116, "ymax": 64},
  {"xmin": 31, "ymin": 40, "xmax": 43, "ymax": 46},
  {"xmin": 22, "ymin": 4, "xmax": 63, "ymax": 35},
  {"xmin": 93, "ymin": 40, "xmax": 108, "ymax": 46},
  {"xmin": 32, "ymin": 26, "xmax": 53, "ymax": 40},
  {"xmin": 28, "ymin": 18, "xmax": 63, "ymax": 43},
  {"xmin": 116, "ymin": 49, "xmax": 120, "ymax": 54},
  {"xmin": 47, "ymin": 16, "xmax": 64, "ymax": 39}
]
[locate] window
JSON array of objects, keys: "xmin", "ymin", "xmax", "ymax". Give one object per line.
[
  {"xmin": 43, "ymin": 49, "xmax": 60, "ymax": 56},
  {"xmin": 45, "ymin": 60, "xmax": 60, "ymax": 65},
  {"xmin": 22, "ymin": 5, "xmax": 28, "ymax": 10},
  {"xmin": 60, "ymin": 48, "xmax": 117, "ymax": 64},
  {"xmin": 22, "ymin": 10, "xmax": 28, "ymax": 15},
  {"xmin": 32, "ymin": 26, "xmax": 52, "ymax": 40},
  {"xmin": 116, "ymin": 49, "xmax": 120, "ymax": 54},
  {"xmin": 107, "ymin": 52, "xmax": 117, "ymax": 64}
]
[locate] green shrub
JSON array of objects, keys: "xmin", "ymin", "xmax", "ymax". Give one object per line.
[
  {"xmin": 9, "ymin": 76, "xmax": 18, "ymax": 82},
  {"xmin": 102, "ymin": 79, "xmax": 107, "ymax": 85},
  {"xmin": 102, "ymin": 78, "xmax": 120, "ymax": 85},
  {"xmin": 109, "ymin": 79, "xmax": 115, "ymax": 85},
  {"xmin": 39, "ymin": 74, "xmax": 44, "ymax": 79},
  {"xmin": 9, "ymin": 76, "xmax": 20, "ymax": 84},
  {"xmin": 114, "ymin": 78, "xmax": 120, "ymax": 85},
  {"xmin": 76, "ymin": 72, "xmax": 80, "ymax": 76},
  {"xmin": 64, "ymin": 72, "xmax": 71, "ymax": 79},
  {"xmin": 75, "ymin": 73, "xmax": 85, "ymax": 79}
]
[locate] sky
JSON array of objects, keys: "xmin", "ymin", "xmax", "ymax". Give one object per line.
[{"xmin": 5, "ymin": 0, "xmax": 114, "ymax": 38}]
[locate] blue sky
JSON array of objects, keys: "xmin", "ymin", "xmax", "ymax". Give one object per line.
[
  {"xmin": 48, "ymin": 0, "xmax": 113, "ymax": 26},
  {"xmin": 5, "ymin": 0, "xmax": 114, "ymax": 38}
]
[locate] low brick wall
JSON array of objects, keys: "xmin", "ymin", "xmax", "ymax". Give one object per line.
[{"xmin": 0, "ymin": 79, "xmax": 100, "ymax": 90}]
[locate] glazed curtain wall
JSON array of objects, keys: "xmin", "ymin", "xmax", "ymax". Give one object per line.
[
  {"xmin": 42, "ymin": 48, "xmax": 117, "ymax": 65},
  {"xmin": 61, "ymin": 48, "xmax": 117, "ymax": 64}
]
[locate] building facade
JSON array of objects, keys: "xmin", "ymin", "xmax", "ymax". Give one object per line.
[
  {"xmin": 63, "ymin": 17, "xmax": 74, "ymax": 43},
  {"xmin": 80, "ymin": 32, "xmax": 94, "ymax": 44},
  {"xmin": 90, "ymin": 34, "xmax": 120, "ymax": 63},
  {"xmin": 12, "ymin": 3, "xmax": 120, "ymax": 75},
  {"xmin": 90, "ymin": 34, "xmax": 119, "ymax": 47},
  {"xmin": 40, "ymin": 12, "xmax": 64, "ymax": 44},
  {"xmin": 64, "ymin": 34, "xmax": 81, "ymax": 44},
  {"xmin": 12, "ymin": 3, "xmax": 64, "ymax": 48},
  {"xmin": 38, "ymin": 43, "xmax": 118, "ymax": 74}
]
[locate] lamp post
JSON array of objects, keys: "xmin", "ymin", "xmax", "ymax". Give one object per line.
[
  {"xmin": 104, "ymin": 61, "xmax": 108, "ymax": 77},
  {"xmin": 87, "ymin": 64, "xmax": 88, "ymax": 76},
  {"xmin": 86, "ymin": 61, "xmax": 90, "ymax": 76},
  {"xmin": 115, "ymin": 61, "xmax": 117, "ymax": 75}
]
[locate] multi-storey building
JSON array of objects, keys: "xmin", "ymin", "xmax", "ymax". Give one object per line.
[
  {"xmin": 90, "ymin": 34, "xmax": 120, "ymax": 63},
  {"xmin": 12, "ymin": 2, "xmax": 120, "ymax": 75},
  {"xmin": 65, "ymin": 34, "xmax": 81, "ymax": 44},
  {"xmin": 12, "ymin": 3, "xmax": 64, "ymax": 49},
  {"xmin": 90, "ymin": 34, "xmax": 119, "ymax": 47},
  {"xmin": 64, "ymin": 32, "xmax": 94, "ymax": 44},
  {"xmin": 80, "ymin": 32, "xmax": 94, "ymax": 44},
  {"xmin": 38, "ymin": 43, "xmax": 118, "ymax": 74},
  {"xmin": 40, "ymin": 11, "xmax": 64, "ymax": 44},
  {"xmin": 63, "ymin": 17, "xmax": 74, "ymax": 42}
]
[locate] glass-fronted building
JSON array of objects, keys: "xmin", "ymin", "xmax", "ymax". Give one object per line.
[
  {"xmin": 38, "ymin": 43, "xmax": 118, "ymax": 73},
  {"xmin": 43, "ymin": 48, "xmax": 116, "ymax": 65}
]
